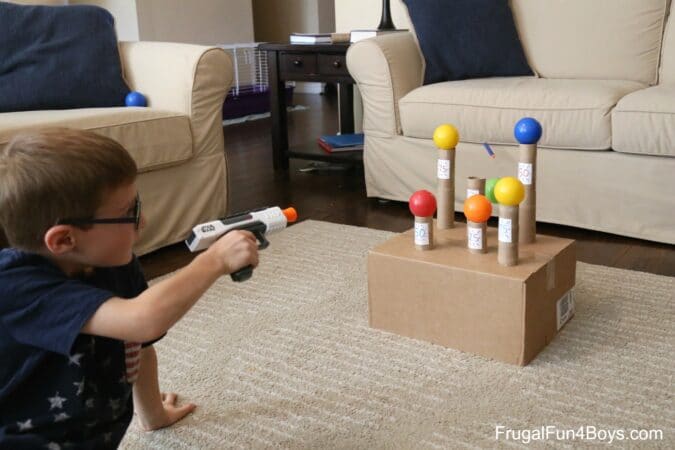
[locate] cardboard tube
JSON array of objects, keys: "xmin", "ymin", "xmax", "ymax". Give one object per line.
[
  {"xmin": 498, "ymin": 204, "xmax": 519, "ymax": 266},
  {"xmin": 437, "ymin": 149, "xmax": 455, "ymax": 229},
  {"xmin": 466, "ymin": 176, "xmax": 485, "ymax": 199},
  {"xmin": 518, "ymin": 143, "xmax": 536, "ymax": 243},
  {"xmin": 414, "ymin": 215, "xmax": 434, "ymax": 250},
  {"xmin": 467, "ymin": 220, "xmax": 487, "ymax": 254}
]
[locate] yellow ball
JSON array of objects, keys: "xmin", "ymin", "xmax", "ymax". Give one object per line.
[
  {"xmin": 494, "ymin": 176, "xmax": 525, "ymax": 206},
  {"xmin": 433, "ymin": 124, "xmax": 459, "ymax": 150}
]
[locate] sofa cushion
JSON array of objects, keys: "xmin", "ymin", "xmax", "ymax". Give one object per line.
[
  {"xmin": 511, "ymin": 0, "xmax": 668, "ymax": 85},
  {"xmin": 0, "ymin": 3, "xmax": 130, "ymax": 112},
  {"xmin": 659, "ymin": 7, "xmax": 675, "ymax": 83},
  {"xmin": 612, "ymin": 84, "xmax": 675, "ymax": 157},
  {"xmin": 398, "ymin": 77, "xmax": 645, "ymax": 150},
  {"xmin": 0, "ymin": 108, "xmax": 193, "ymax": 172},
  {"xmin": 401, "ymin": 0, "xmax": 532, "ymax": 84}
]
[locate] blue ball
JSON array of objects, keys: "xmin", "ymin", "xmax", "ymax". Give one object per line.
[
  {"xmin": 125, "ymin": 91, "xmax": 147, "ymax": 107},
  {"xmin": 514, "ymin": 117, "xmax": 542, "ymax": 144}
]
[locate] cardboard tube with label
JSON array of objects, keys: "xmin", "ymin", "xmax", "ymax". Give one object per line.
[
  {"xmin": 467, "ymin": 220, "xmax": 487, "ymax": 254},
  {"xmin": 437, "ymin": 149, "xmax": 455, "ymax": 229},
  {"xmin": 494, "ymin": 176, "xmax": 525, "ymax": 266},
  {"xmin": 409, "ymin": 189, "xmax": 437, "ymax": 251},
  {"xmin": 433, "ymin": 124, "xmax": 459, "ymax": 230},
  {"xmin": 463, "ymin": 193, "xmax": 492, "ymax": 254},
  {"xmin": 518, "ymin": 144, "xmax": 536, "ymax": 244},
  {"xmin": 414, "ymin": 215, "xmax": 434, "ymax": 250},
  {"xmin": 466, "ymin": 176, "xmax": 485, "ymax": 199},
  {"xmin": 514, "ymin": 117, "xmax": 542, "ymax": 244},
  {"xmin": 498, "ymin": 204, "xmax": 519, "ymax": 265}
]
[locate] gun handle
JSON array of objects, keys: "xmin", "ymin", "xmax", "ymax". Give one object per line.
[
  {"xmin": 230, "ymin": 229, "xmax": 269, "ymax": 282},
  {"xmin": 231, "ymin": 265, "xmax": 253, "ymax": 282}
]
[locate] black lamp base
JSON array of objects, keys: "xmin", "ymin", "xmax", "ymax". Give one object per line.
[{"xmin": 377, "ymin": 0, "xmax": 396, "ymax": 30}]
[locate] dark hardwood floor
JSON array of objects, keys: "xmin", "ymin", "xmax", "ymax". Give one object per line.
[{"xmin": 139, "ymin": 92, "xmax": 675, "ymax": 279}]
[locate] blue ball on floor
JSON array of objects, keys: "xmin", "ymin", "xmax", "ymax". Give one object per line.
[
  {"xmin": 125, "ymin": 91, "xmax": 147, "ymax": 107},
  {"xmin": 514, "ymin": 117, "xmax": 542, "ymax": 144}
]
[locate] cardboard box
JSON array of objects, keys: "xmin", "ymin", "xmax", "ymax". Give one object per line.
[{"xmin": 368, "ymin": 223, "xmax": 576, "ymax": 366}]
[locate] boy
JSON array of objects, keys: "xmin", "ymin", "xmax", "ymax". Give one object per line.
[{"xmin": 0, "ymin": 128, "xmax": 259, "ymax": 449}]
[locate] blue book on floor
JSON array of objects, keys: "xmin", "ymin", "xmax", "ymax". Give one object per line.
[{"xmin": 320, "ymin": 133, "xmax": 364, "ymax": 148}]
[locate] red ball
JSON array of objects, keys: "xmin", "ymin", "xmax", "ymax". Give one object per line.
[
  {"xmin": 463, "ymin": 194, "xmax": 492, "ymax": 223},
  {"xmin": 409, "ymin": 190, "xmax": 437, "ymax": 217}
]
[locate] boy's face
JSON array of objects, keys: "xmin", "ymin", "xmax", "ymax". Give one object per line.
[{"xmin": 71, "ymin": 182, "xmax": 146, "ymax": 267}]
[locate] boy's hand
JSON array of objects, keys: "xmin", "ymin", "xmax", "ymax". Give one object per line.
[
  {"xmin": 133, "ymin": 346, "xmax": 196, "ymax": 431},
  {"xmin": 138, "ymin": 392, "xmax": 196, "ymax": 431},
  {"xmin": 207, "ymin": 229, "xmax": 259, "ymax": 275}
]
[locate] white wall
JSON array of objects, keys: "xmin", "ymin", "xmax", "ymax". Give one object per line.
[
  {"xmin": 252, "ymin": 0, "xmax": 334, "ymax": 42},
  {"xmin": 334, "ymin": 0, "xmax": 410, "ymax": 33},
  {"xmin": 252, "ymin": 0, "xmax": 335, "ymax": 94},
  {"xmin": 19, "ymin": 0, "xmax": 338, "ymax": 46},
  {"xmin": 9, "ymin": 0, "xmax": 67, "ymax": 4},
  {"xmin": 334, "ymin": 1, "xmax": 412, "ymax": 131},
  {"xmin": 69, "ymin": 0, "xmax": 139, "ymax": 41},
  {"xmin": 253, "ymin": 0, "xmax": 317, "ymax": 42},
  {"xmin": 317, "ymin": 0, "xmax": 335, "ymax": 35},
  {"xmin": 70, "ymin": 0, "xmax": 255, "ymax": 45},
  {"xmin": 10, "ymin": 1, "xmax": 138, "ymax": 40},
  {"xmin": 136, "ymin": 0, "xmax": 254, "ymax": 45}
]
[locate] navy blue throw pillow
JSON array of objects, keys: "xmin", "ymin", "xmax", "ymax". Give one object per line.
[
  {"xmin": 0, "ymin": 3, "xmax": 130, "ymax": 112},
  {"xmin": 402, "ymin": 0, "xmax": 533, "ymax": 84}
]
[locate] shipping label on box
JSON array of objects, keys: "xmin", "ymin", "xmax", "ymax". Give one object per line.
[
  {"xmin": 556, "ymin": 290, "xmax": 575, "ymax": 330},
  {"xmin": 368, "ymin": 223, "xmax": 576, "ymax": 366}
]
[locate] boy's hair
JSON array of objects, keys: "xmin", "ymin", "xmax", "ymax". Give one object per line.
[{"xmin": 0, "ymin": 128, "xmax": 137, "ymax": 251}]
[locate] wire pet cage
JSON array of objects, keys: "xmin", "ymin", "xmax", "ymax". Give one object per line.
[{"xmin": 219, "ymin": 43, "xmax": 293, "ymax": 120}]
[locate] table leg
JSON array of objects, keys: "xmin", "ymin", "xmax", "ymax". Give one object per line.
[
  {"xmin": 268, "ymin": 50, "xmax": 289, "ymax": 170},
  {"xmin": 338, "ymin": 83, "xmax": 354, "ymax": 134}
]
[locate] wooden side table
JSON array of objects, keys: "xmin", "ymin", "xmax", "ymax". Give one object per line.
[{"xmin": 259, "ymin": 42, "xmax": 357, "ymax": 171}]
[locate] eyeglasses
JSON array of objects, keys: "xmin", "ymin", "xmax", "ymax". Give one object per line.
[{"xmin": 56, "ymin": 194, "xmax": 142, "ymax": 230}]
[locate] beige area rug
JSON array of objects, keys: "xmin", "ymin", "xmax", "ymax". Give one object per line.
[{"xmin": 120, "ymin": 220, "xmax": 674, "ymax": 449}]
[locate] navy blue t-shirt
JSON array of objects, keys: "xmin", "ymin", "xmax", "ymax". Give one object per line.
[{"xmin": 0, "ymin": 249, "xmax": 149, "ymax": 449}]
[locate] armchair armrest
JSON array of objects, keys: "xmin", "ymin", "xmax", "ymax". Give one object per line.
[
  {"xmin": 118, "ymin": 41, "xmax": 233, "ymax": 156},
  {"xmin": 346, "ymin": 32, "xmax": 424, "ymax": 136}
]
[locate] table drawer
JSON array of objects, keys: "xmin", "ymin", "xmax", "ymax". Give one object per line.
[
  {"xmin": 318, "ymin": 53, "xmax": 349, "ymax": 77},
  {"xmin": 280, "ymin": 53, "xmax": 317, "ymax": 76}
]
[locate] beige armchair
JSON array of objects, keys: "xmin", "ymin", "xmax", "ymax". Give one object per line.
[{"xmin": 0, "ymin": 41, "xmax": 233, "ymax": 254}]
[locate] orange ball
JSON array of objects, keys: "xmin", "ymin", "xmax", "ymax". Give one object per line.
[{"xmin": 463, "ymin": 194, "xmax": 492, "ymax": 223}]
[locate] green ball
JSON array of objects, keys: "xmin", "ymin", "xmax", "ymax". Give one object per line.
[{"xmin": 485, "ymin": 177, "xmax": 500, "ymax": 203}]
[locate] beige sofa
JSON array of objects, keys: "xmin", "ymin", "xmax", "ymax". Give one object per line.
[
  {"xmin": 347, "ymin": 0, "xmax": 675, "ymax": 244},
  {"xmin": 0, "ymin": 41, "xmax": 233, "ymax": 255}
]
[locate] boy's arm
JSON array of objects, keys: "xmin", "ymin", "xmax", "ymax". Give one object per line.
[
  {"xmin": 132, "ymin": 345, "xmax": 195, "ymax": 430},
  {"xmin": 82, "ymin": 230, "xmax": 258, "ymax": 343}
]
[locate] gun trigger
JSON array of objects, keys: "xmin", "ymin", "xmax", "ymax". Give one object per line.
[{"xmin": 255, "ymin": 230, "xmax": 270, "ymax": 249}]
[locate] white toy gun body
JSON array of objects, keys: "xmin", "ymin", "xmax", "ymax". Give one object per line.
[{"xmin": 185, "ymin": 206, "xmax": 297, "ymax": 282}]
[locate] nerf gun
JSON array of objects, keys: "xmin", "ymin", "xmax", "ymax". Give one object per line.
[{"xmin": 185, "ymin": 206, "xmax": 298, "ymax": 282}]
